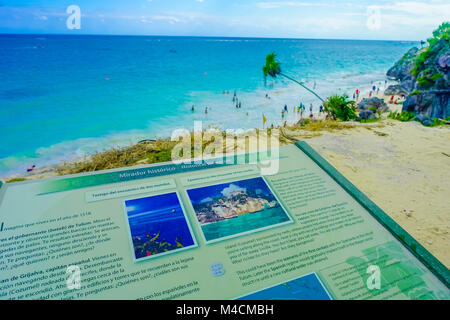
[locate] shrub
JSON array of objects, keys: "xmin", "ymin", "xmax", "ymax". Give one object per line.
[
  {"xmin": 426, "ymin": 118, "xmax": 447, "ymax": 127},
  {"xmin": 431, "ymin": 73, "xmax": 443, "ymax": 81},
  {"xmin": 417, "ymin": 75, "xmax": 433, "ymax": 88},
  {"xmin": 388, "ymin": 111, "xmax": 416, "ymax": 122},
  {"xmin": 323, "ymin": 94, "xmax": 357, "ymax": 121}
]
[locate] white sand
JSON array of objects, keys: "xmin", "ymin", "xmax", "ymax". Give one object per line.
[{"xmin": 305, "ymin": 120, "xmax": 450, "ymax": 267}]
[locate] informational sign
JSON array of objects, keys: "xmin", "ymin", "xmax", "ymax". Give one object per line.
[{"xmin": 0, "ymin": 143, "xmax": 448, "ymax": 300}]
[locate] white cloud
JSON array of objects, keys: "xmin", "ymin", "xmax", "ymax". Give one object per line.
[
  {"xmin": 256, "ymin": 1, "xmax": 330, "ymax": 9},
  {"xmin": 200, "ymin": 197, "xmax": 213, "ymax": 203},
  {"xmin": 379, "ymin": 1, "xmax": 450, "ymax": 16},
  {"xmin": 221, "ymin": 184, "xmax": 246, "ymax": 197},
  {"xmin": 151, "ymin": 15, "xmax": 180, "ymax": 24}
]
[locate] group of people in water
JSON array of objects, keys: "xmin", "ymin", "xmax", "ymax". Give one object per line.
[
  {"xmin": 281, "ymin": 102, "xmax": 324, "ymax": 120},
  {"xmin": 191, "ymin": 90, "xmax": 246, "ymax": 115},
  {"xmin": 190, "ymin": 89, "xmax": 328, "ymax": 126}
]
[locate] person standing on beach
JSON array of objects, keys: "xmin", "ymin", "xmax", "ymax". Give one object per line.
[
  {"xmin": 284, "ymin": 105, "xmax": 288, "ymax": 112},
  {"xmin": 319, "ymin": 105, "xmax": 323, "ymax": 113},
  {"xmin": 310, "ymin": 104, "xmax": 313, "ymax": 113}
]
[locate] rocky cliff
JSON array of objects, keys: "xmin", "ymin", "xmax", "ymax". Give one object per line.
[
  {"xmin": 194, "ymin": 190, "xmax": 278, "ymax": 224},
  {"xmin": 386, "ymin": 23, "xmax": 449, "ymax": 125}
]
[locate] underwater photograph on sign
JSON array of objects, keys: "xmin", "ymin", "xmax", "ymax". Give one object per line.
[
  {"xmin": 186, "ymin": 177, "xmax": 292, "ymax": 243},
  {"xmin": 124, "ymin": 192, "xmax": 197, "ymax": 261}
]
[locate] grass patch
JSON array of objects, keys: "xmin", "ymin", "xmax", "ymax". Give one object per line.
[
  {"xmin": 58, "ymin": 139, "xmax": 180, "ymax": 175},
  {"xmin": 388, "ymin": 111, "xmax": 416, "ymax": 122},
  {"xmin": 426, "ymin": 118, "xmax": 448, "ymax": 127},
  {"xmin": 373, "ymin": 131, "xmax": 388, "ymax": 137},
  {"xmin": 293, "ymin": 119, "xmax": 355, "ymax": 132},
  {"xmin": 358, "ymin": 117, "xmax": 381, "ymax": 124},
  {"xmin": 6, "ymin": 178, "xmax": 27, "ymax": 183}
]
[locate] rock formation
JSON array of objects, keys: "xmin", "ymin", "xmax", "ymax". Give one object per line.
[{"xmin": 386, "ymin": 23, "xmax": 450, "ymax": 124}]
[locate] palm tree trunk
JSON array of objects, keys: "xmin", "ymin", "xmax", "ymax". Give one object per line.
[{"xmin": 280, "ymin": 73, "xmax": 324, "ymax": 102}]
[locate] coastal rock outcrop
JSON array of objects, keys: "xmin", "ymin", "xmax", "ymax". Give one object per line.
[
  {"xmin": 387, "ymin": 47, "xmax": 418, "ymax": 83},
  {"xmin": 384, "ymin": 84, "xmax": 409, "ymax": 96},
  {"xmin": 387, "ymin": 23, "xmax": 450, "ymax": 122},
  {"xmin": 358, "ymin": 109, "xmax": 376, "ymax": 121},
  {"xmin": 357, "ymin": 97, "xmax": 389, "ymax": 113}
]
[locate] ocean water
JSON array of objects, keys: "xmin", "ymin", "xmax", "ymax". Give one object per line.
[
  {"xmin": 0, "ymin": 35, "xmax": 417, "ymax": 176},
  {"xmin": 201, "ymin": 207, "xmax": 291, "ymax": 241}
]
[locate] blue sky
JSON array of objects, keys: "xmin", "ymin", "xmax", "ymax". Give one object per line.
[{"xmin": 0, "ymin": 0, "xmax": 448, "ymax": 40}]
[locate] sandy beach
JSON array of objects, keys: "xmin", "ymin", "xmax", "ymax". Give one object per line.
[{"xmin": 298, "ymin": 120, "xmax": 450, "ymax": 267}]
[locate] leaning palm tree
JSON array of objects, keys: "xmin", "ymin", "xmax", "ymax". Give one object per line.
[{"xmin": 263, "ymin": 52, "xmax": 324, "ymax": 102}]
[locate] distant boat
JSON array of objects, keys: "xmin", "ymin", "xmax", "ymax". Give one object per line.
[{"xmin": 169, "ymin": 49, "xmax": 177, "ymax": 53}]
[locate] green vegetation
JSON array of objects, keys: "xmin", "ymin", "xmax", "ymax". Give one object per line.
[
  {"xmin": 410, "ymin": 89, "xmax": 421, "ymax": 96},
  {"xmin": 426, "ymin": 118, "xmax": 448, "ymax": 127},
  {"xmin": 388, "ymin": 111, "xmax": 416, "ymax": 122},
  {"xmin": 430, "ymin": 22, "xmax": 450, "ymax": 42},
  {"xmin": 431, "ymin": 73, "xmax": 443, "ymax": 81},
  {"xmin": 263, "ymin": 52, "xmax": 324, "ymax": 102},
  {"xmin": 411, "ymin": 22, "xmax": 449, "ymax": 89},
  {"xmin": 417, "ymin": 74, "xmax": 434, "ymax": 88},
  {"xmin": 358, "ymin": 117, "xmax": 381, "ymax": 124},
  {"xmin": 323, "ymin": 94, "xmax": 357, "ymax": 121}
]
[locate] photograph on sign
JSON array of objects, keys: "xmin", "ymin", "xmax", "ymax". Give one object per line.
[
  {"xmin": 186, "ymin": 177, "xmax": 293, "ymax": 243},
  {"xmin": 123, "ymin": 192, "xmax": 197, "ymax": 262}
]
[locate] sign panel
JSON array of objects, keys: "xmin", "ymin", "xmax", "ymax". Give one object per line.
[{"xmin": 0, "ymin": 143, "xmax": 448, "ymax": 300}]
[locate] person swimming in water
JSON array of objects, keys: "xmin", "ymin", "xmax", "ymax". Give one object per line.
[
  {"xmin": 191, "ymin": 105, "xmax": 195, "ymax": 112},
  {"xmin": 27, "ymin": 165, "xmax": 36, "ymax": 173},
  {"xmin": 284, "ymin": 105, "xmax": 288, "ymax": 112},
  {"xmin": 205, "ymin": 107, "xmax": 208, "ymax": 114}
]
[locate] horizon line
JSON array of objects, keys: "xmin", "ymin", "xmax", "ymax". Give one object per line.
[{"xmin": 0, "ymin": 32, "xmax": 421, "ymax": 43}]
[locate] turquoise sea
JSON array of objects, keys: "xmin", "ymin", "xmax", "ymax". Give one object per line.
[
  {"xmin": 0, "ymin": 35, "xmax": 417, "ymax": 176},
  {"xmin": 201, "ymin": 207, "xmax": 291, "ymax": 242}
]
